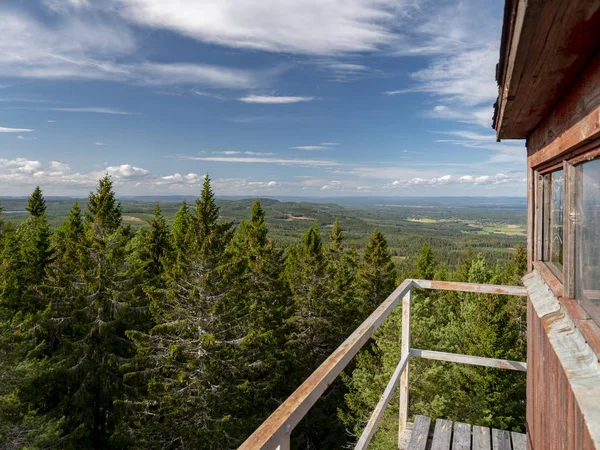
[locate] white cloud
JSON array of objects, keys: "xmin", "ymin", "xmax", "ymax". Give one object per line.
[
  {"xmin": 320, "ymin": 142, "xmax": 340, "ymax": 146},
  {"xmin": 389, "ymin": 172, "xmax": 524, "ymax": 188},
  {"xmin": 239, "ymin": 95, "xmax": 314, "ymax": 104},
  {"xmin": 187, "ymin": 156, "xmax": 339, "ymax": 167},
  {"xmin": 211, "ymin": 151, "xmax": 276, "ymax": 156},
  {"xmin": 0, "ymin": 126, "xmax": 34, "ymax": 133},
  {"xmin": 158, "ymin": 173, "xmax": 205, "ymax": 185},
  {"xmin": 50, "ymin": 107, "xmax": 135, "ymax": 115},
  {"xmin": 105, "ymin": 164, "xmax": 149, "ymax": 180},
  {"xmin": 384, "ymin": 1, "xmax": 510, "ymax": 130},
  {"xmin": 110, "ymin": 0, "xmax": 405, "ymax": 56},
  {"xmin": 192, "ymin": 90, "xmax": 227, "ymax": 100},
  {"xmin": 289, "ymin": 146, "xmax": 328, "ymax": 151},
  {"xmin": 47, "ymin": 120, "xmax": 56, "ymax": 123},
  {"xmin": 49, "ymin": 161, "xmax": 71, "ymax": 173},
  {"xmin": 0, "ymin": 9, "xmax": 264, "ymax": 89},
  {"xmin": 0, "ymin": 158, "xmax": 42, "ymax": 174},
  {"xmin": 94, "ymin": 142, "xmax": 108, "ymax": 146},
  {"xmin": 135, "ymin": 62, "xmax": 261, "ymax": 89}
]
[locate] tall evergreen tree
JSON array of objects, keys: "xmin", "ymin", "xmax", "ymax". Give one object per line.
[
  {"xmin": 26, "ymin": 186, "xmax": 46, "ymax": 217},
  {"xmin": 86, "ymin": 174, "xmax": 122, "ymax": 236},
  {"xmin": 16, "ymin": 178, "xmax": 138, "ymax": 448},
  {"xmin": 356, "ymin": 229, "xmax": 397, "ymax": 316},
  {"xmin": 123, "ymin": 176, "xmax": 235, "ymax": 449}
]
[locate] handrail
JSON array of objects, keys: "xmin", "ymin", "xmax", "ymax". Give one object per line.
[{"xmin": 238, "ymin": 279, "xmax": 528, "ymax": 450}]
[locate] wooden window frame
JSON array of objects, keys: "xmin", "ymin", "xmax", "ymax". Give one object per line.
[{"xmin": 532, "ymin": 144, "xmax": 600, "ymax": 322}]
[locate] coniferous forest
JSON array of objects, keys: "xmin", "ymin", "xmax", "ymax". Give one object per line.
[{"xmin": 0, "ymin": 176, "xmax": 527, "ymax": 449}]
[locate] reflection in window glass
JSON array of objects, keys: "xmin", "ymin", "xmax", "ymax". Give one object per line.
[
  {"xmin": 543, "ymin": 170, "xmax": 564, "ymax": 272},
  {"xmin": 576, "ymin": 159, "xmax": 600, "ymax": 320}
]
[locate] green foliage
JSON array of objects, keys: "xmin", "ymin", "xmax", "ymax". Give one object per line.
[
  {"xmin": 26, "ymin": 186, "xmax": 46, "ymax": 218},
  {"xmin": 0, "ymin": 180, "xmax": 529, "ymax": 450},
  {"xmin": 342, "ymin": 245, "xmax": 528, "ymax": 448},
  {"xmin": 86, "ymin": 174, "xmax": 122, "ymax": 235}
]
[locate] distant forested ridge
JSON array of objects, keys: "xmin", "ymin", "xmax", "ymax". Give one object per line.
[{"xmin": 0, "ymin": 176, "xmax": 527, "ymax": 449}]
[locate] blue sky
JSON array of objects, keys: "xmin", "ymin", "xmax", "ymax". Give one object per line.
[{"xmin": 0, "ymin": 0, "xmax": 526, "ymax": 197}]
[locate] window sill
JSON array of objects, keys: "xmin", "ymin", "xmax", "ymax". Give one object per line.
[{"xmin": 530, "ymin": 261, "xmax": 600, "ymax": 362}]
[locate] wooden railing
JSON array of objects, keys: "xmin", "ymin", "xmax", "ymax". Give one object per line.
[{"xmin": 239, "ymin": 279, "xmax": 528, "ymax": 450}]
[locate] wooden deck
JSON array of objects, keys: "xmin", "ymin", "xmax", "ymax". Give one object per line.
[{"xmin": 400, "ymin": 416, "xmax": 527, "ymax": 450}]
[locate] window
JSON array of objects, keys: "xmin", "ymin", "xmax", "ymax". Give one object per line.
[
  {"xmin": 575, "ymin": 159, "xmax": 600, "ymax": 322},
  {"xmin": 542, "ymin": 169, "xmax": 564, "ymax": 276}
]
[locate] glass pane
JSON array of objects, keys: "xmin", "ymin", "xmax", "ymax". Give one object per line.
[
  {"xmin": 544, "ymin": 169, "xmax": 564, "ymax": 272},
  {"xmin": 575, "ymin": 159, "xmax": 600, "ymax": 320}
]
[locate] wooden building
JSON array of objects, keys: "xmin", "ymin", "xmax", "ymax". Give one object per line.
[
  {"xmin": 240, "ymin": 1, "xmax": 600, "ymax": 449},
  {"xmin": 494, "ymin": 0, "xmax": 600, "ymax": 448}
]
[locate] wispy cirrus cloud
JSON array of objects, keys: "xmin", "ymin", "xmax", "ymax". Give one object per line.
[
  {"xmin": 238, "ymin": 95, "xmax": 314, "ymax": 104},
  {"xmin": 290, "ymin": 142, "xmax": 339, "ymax": 151},
  {"xmin": 0, "ymin": 126, "xmax": 34, "ymax": 133},
  {"xmin": 185, "ymin": 155, "xmax": 339, "ymax": 167},
  {"xmin": 108, "ymin": 0, "xmax": 408, "ymax": 56},
  {"xmin": 289, "ymin": 146, "xmax": 328, "ymax": 151},
  {"xmin": 3, "ymin": 106, "xmax": 136, "ymax": 115},
  {"xmin": 0, "ymin": 8, "xmax": 267, "ymax": 90}
]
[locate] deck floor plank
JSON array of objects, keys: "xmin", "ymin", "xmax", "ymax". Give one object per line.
[
  {"xmin": 472, "ymin": 425, "xmax": 491, "ymax": 450},
  {"xmin": 431, "ymin": 419, "xmax": 453, "ymax": 450},
  {"xmin": 491, "ymin": 429, "xmax": 511, "ymax": 450},
  {"xmin": 511, "ymin": 432, "xmax": 527, "ymax": 450},
  {"xmin": 408, "ymin": 415, "xmax": 431, "ymax": 450},
  {"xmin": 452, "ymin": 422, "xmax": 471, "ymax": 450}
]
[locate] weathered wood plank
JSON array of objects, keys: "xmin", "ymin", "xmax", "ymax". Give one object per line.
[
  {"xmin": 472, "ymin": 426, "xmax": 491, "ymax": 450},
  {"xmin": 430, "ymin": 419, "xmax": 452, "ymax": 450},
  {"xmin": 496, "ymin": 0, "xmax": 600, "ymax": 139},
  {"xmin": 563, "ymin": 161, "xmax": 575, "ymax": 298},
  {"xmin": 511, "ymin": 432, "xmax": 527, "ymax": 450},
  {"xmin": 452, "ymin": 422, "xmax": 471, "ymax": 450},
  {"xmin": 399, "ymin": 290, "xmax": 412, "ymax": 439},
  {"xmin": 238, "ymin": 279, "xmax": 414, "ymax": 450},
  {"xmin": 412, "ymin": 280, "xmax": 527, "ymax": 297},
  {"xmin": 407, "ymin": 415, "xmax": 431, "ymax": 450},
  {"xmin": 492, "ymin": 429, "xmax": 511, "ymax": 450},
  {"xmin": 355, "ymin": 355, "xmax": 409, "ymax": 450},
  {"xmin": 410, "ymin": 349, "xmax": 527, "ymax": 372}
]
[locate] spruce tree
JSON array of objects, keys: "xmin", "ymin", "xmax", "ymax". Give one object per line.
[
  {"xmin": 20, "ymin": 178, "xmax": 137, "ymax": 448},
  {"xmin": 356, "ymin": 229, "xmax": 397, "ymax": 316},
  {"xmin": 124, "ymin": 176, "xmax": 235, "ymax": 449},
  {"xmin": 26, "ymin": 186, "xmax": 46, "ymax": 217},
  {"xmin": 86, "ymin": 174, "xmax": 122, "ymax": 236},
  {"xmin": 325, "ymin": 218, "xmax": 359, "ymax": 339},
  {"xmin": 218, "ymin": 200, "xmax": 290, "ymax": 443},
  {"xmin": 285, "ymin": 223, "xmax": 348, "ymax": 448}
]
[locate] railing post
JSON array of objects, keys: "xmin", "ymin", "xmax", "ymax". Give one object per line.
[{"xmin": 398, "ymin": 288, "xmax": 411, "ymax": 445}]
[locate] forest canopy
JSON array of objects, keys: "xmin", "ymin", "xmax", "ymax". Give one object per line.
[{"xmin": 0, "ymin": 176, "xmax": 527, "ymax": 449}]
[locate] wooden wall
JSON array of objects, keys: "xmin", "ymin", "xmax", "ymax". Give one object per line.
[
  {"xmin": 525, "ymin": 50, "xmax": 600, "ymax": 450},
  {"xmin": 526, "ymin": 299, "xmax": 595, "ymax": 450}
]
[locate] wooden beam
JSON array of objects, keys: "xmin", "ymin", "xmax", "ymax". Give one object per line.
[
  {"xmin": 238, "ymin": 279, "xmax": 414, "ymax": 450},
  {"xmin": 412, "ymin": 279, "xmax": 527, "ymax": 297},
  {"xmin": 410, "ymin": 349, "xmax": 527, "ymax": 372},
  {"xmin": 452, "ymin": 422, "xmax": 471, "ymax": 450},
  {"xmin": 492, "ymin": 429, "xmax": 511, "ymax": 450},
  {"xmin": 563, "ymin": 161, "xmax": 576, "ymax": 298},
  {"xmin": 407, "ymin": 416, "xmax": 431, "ymax": 450},
  {"xmin": 399, "ymin": 290, "xmax": 411, "ymax": 441},
  {"xmin": 473, "ymin": 425, "xmax": 491, "ymax": 450},
  {"xmin": 511, "ymin": 432, "xmax": 527, "ymax": 450},
  {"xmin": 355, "ymin": 355, "xmax": 409, "ymax": 450},
  {"xmin": 496, "ymin": 0, "xmax": 600, "ymax": 139},
  {"xmin": 430, "ymin": 419, "xmax": 452, "ymax": 450}
]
